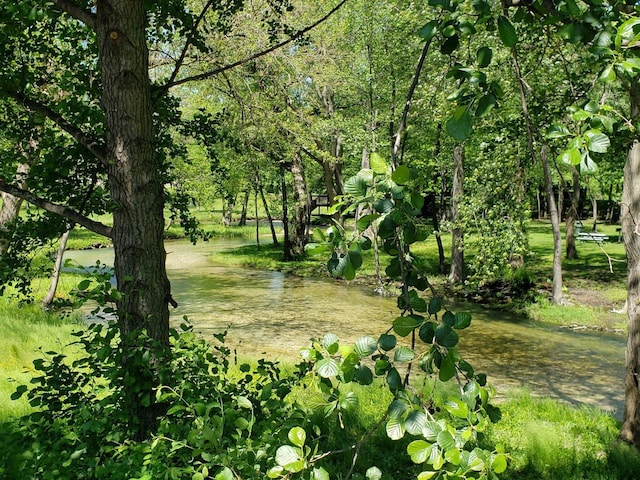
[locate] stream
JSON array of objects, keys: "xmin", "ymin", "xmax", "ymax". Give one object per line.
[{"xmin": 66, "ymin": 238, "xmax": 627, "ymax": 418}]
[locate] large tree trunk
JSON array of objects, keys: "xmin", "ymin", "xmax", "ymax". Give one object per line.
[
  {"xmin": 0, "ymin": 163, "xmax": 30, "ymax": 256},
  {"xmin": 566, "ymin": 166, "xmax": 581, "ymax": 260},
  {"xmin": 541, "ymin": 145, "xmax": 563, "ymax": 304},
  {"xmin": 238, "ymin": 189, "xmax": 250, "ymax": 226},
  {"xmin": 289, "ymin": 150, "xmax": 310, "ymax": 256},
  {"xmin": 620, "ymin": 81, "xmax": 640, "ymax": 447},
  {"xmin": 449, "ymin": 145, "xmax": 464, "ymax": 284},
  {"xmin": 96, "ymin": 1, "xmax": 171, "ymax": 438},
  {"xmin": 280, "ymin": 165, "xmax": 292, "ymax": 261},
  {"xmin": 257, "ymin": 176, "xmax": 278, "ymax": 246}
]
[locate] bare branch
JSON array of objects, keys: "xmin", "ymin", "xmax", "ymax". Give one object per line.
[
  {"xmin": 161, "ymin": 0, "xmax": 349, "ymax": 91},
  {"xmin": 52, "ymin": 0, "xmax": 96, "ymax": 29},
  {"xmin": 6, "ymin": 90, "xmax": 107, "ymax": 166},
  {"xmin": 0, "ymin": 180, "xmax": 112, "ymax": 238}
]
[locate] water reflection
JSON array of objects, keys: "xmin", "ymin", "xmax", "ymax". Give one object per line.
[{"xmin": 66, "ymin": 238, "xmax": 626, "ymax": 418}]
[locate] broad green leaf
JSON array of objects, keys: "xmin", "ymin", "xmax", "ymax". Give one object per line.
[
  {"xmin": 422, "ymin": 420, "xmax": 443, "ymax": 441},
  {"xmin": 393, "ymin": 315, "xmax": 423, "ymax": 337},
  {"xmin": 357, "ymin": 214, "xmax": 380, "ymax": 231},
  {"xmin": 492, "ymin": 453, "xmax": 508, "ymax": 474},
  {"xmin": 497, "ymin": 16, "xmax": 517, "ymax": 47},
  {"xmin": 343, "ymin": 260, "xmax": 356, "ymax": 280},
  {"xmin": 475, "ymin": 94, "xmax": 496, "ymax": 117},
  {"xmin": 214, "ymin": 467, "xmax": 234, "ymax": 480},
  {"xmin": 355, "ymin": 336, "xmax": 378, "ymax": 357},
  {"xmin": 386, "ymin": 416, "xmax": 405, "ymax": 440},
  {"xmin": 344, "ymin": 175, "xmax": 368, "ymax": 196},
  {"xmin": 430, "ymin": 445, "xmax": 444, "ymax": 470},
  {"xmin": 394, "ymin": 345, "xmax": 415, "ymax": 362},
  {"xmin": 408, "ymin": 440, "xmax": 432, "ymax": 464},
  {"xmin": 288, "ymin": 427, "xmax": 306, "ymax": 447},
  {"xmin": 419, "ymin": 323, "xmax": 436, "ymax": 344},
  {"xmin": 313, "ymin": 467, "xmax": 330, "ymax": 480},
  {"xmin": 454, "ymin": 312, "xmax": 471, "ymax": 329},
  {"xmin": 275, "ymin": 445, "xmax": 301, "ymax": 467},
  {"xmin": 236, "ymin": 396, "xmax": 252, "ymax": 409},
  {"xmin": 392, "ymin": 165, "xmax": 411, "ymax": 185},
  {"xmin": 546, "ymin": 123, "xmax": 571, "ymax": 139},
  {"xmin": 322, "ymin": 333, "xmax": 339, "ymax": 354},
  {"xmin": 316, "ymin": 358, "xmax": 340, "ymax": 378},
  {"xmin": 580, "ymin": 152, "xmax": 598, "ymax": 174},
  {"xmin": 446, "ymin": 107, "xmax": 473, "ymax": 141},
  {"xmin": 616, "ymin": 17, "xmax": 640, "ymax": 50},
  {"xmin": 77, "ymin": 279, "xmax": 91, "ymax": 291},
  {"xmin": 417, "ymin": 471, "xmax": 437, "ymax": 480},
  {"xmin": 437, "ymin": 430, "xmax": 456, "ymax": 451},
  {"xmin": 378, "ymin": 334, "xmax": 397, "ymax": 351},
  {"xmin": 439, "ymin": 355, "xmax": 456, "ymax": 382},
  {"xmin": 354, "ymin": 365, "xmax": 374, "ymax": 385},
  {"xmin": 405, "ymin": 410, "xmax": 428, "ymax": 435},
  {"xmin": 584, "ymin": 130, "xmax": 610, "ymax": 153},
  {"xmin": 442, "ymin": 310, "xmax": 455, "ymax": 326},
  {"xmin": 305, "ymin": 243, "xmax": 329, "ymax": 256},
  {"xmin": 418, "ymin": 20, "xmax": 438, "ymax": 40},
  {"xmin": 386, "ymin": 367, "xmax": 403, "ymax": 392},
  {"xmin": 267, "ymin": 466, "xmax": 284, "ymax": 478},
  {"xmin": 340, "ymin": 391, "xmax": 359, "ymax": 411},
  {"xmin": 348, "ymin": 249, "xmax": 363, "ymax": 269},
  {"xmin": 445, "ymin": 398, "xmax": 469, "ymax": 418},
  {"xmin": 435, "ymin": 324, "xmax": 459, "ymax": 347},
  {"xmin": 558, "ymin": 148, "xmax": 581, "ymax": 166},
  {"xmin": 387, "ymin": 399, "xmax": 407, "ymax": 418},
  {"xmin": 440, "ymin": 34, "xmax": 459, "ymax": 55},
  {"xmin": 366, "ymin": 467, "xmax": 383, "ymax": 480},
  {"xmin": 445, "ymin": 448, "xmax": 462, "ymax": 465},
  {"xmin": 370, "ymin": 152, "xmax": 389, "ymax": 174},
  {"xmin": 428, "ymin": 298, "xmax": 442, "ymax": 314},
  {"xmin": 476, "ymin": 46, "xmax": 492, "ymax": 67}
]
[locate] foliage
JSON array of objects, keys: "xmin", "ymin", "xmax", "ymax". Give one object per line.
[{"xmin": 300, "ymin": 154, "xmax": 506, "ymax": 479}]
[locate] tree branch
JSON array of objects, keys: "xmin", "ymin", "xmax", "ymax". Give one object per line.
[
  {"xmin": 0, "ymin": 180, "xmax": 112, "ymax": 238},
  {"xmin": 52, "ymin": 0, "xmax": 96, "ymax": 29},
  {"xmin": 6, "ymin": 90, "xmax": 107, "ymax": 166},
  {"xmin": 161, "ymin": 0, "xmax": 349, "ymax": 91}
]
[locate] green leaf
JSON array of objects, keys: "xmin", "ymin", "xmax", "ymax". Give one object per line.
[
  {"xmin": 370, "ymin": 152, "xmax": 389, "ymax": 174},
  {"xmin": 558, "ymin": 148, "xmax": 582, "ymax": 166},
  {"xmin": 214, "ymin": 467, "xmax": 234, "ymax": 480},
  {"xmin": 393, "ymin": 315, "xmax": 423, "ymax": 337},
  {"xmin": 435, "ymin": 324, "xmax": 459, "ymax": 347},
  {"xmin": 475, "ymin": 94, "xmax": 496, "ymax": 117},
  {"xmin": 446, "ymin": 107, "xmax": 473, "ymax": 141},
  {"xmin": 440, "ymin": 34, "xmax": 459, "ymax": 55},
  {"xmin": 438, "ymin": 355, "xmax": 456, "ymax": 381},
  {"xmin": 322, "ymin": 333, "xmax": 340, "ymax": 354},
  {"xmin": 288, "ymin": 427, "xmax": 306, "ymax": 447},
  {"xmin": 417, "ymin": 471, "xmax": 437, "ymax": 480},
  {"xmin": 366, "ymin": 466, "xmax": 383, "ymax": 480},
  {"xmin": 476, "ymin": 46, "xmax": 493, "ymax": 67},
  {"xmin": 405, "ymin": 410, "xmax": 428, "ymax": 435},
  {"xmin": 340, "ymin": 391, "xmax": 359, "ymax": 411},
  {"xmin": 492, "ymin": 453, "xmax": 508, "ymax": 474},
  {"xmin": 418, "ymin": 20, "xmax": 438, "ymax": 40},
  {"xmin": 444, "ymin": 398, "xmax": 469, "ymax": 418},
  {"xmin": 419, "ymin": 323, "xmax": 436, "ymax": 344},
  {"xmin": 437, "ymin": 430, "xmax": 456, "ymax": 450},
  {"xmin": 408, "ymin": 440, "xmax": 432, "ymax": 464},
  {"xmin": 498, "ymin": 16, "xmax": 517, "ymax": 47},
  {"xmin": 344, "ymin": 175, "xmax": 368, "ymax": 196},
  {"xmin": 343, "ymin": 260, "xmax": 356, "ymax": 281},
  {"xmin": 546, "ymin": 123, "xmax": 572, "ymax": 139},
  {"xmin": 428, "ymin": 298, "xmax": 442, "ymax": 314},
  {"xmin": 378, "ymin": 333, "xmax": 397, "ymax": 351},
  {"xmin": 316, "ymin": 358, "xmax": 340, "ymax": 378},
  {"xmin": 422, "ymin": 420, "xmax": 443, "ymax": 441},
  {"xmin": 236, "ymin": 396, "xmax": 252, "ymax": 409},
  {"xmin": 354, "ymin": 365, "xmax": 374, "ymax": 385},
  {"xmin": 313, "ymin": 467, "xmax": 330, "ymax": 480},
  {"xmin": 445, "ymin": 448, "xmax": 462, "ymax": 465},
  {"xmin": 386, "ymin": 416, "xmax": 405, "ymax": 440},
  {"xmin": 392, "ymin": 165, "xmax": 411, "ymax": 185},
  {"xmin": 580, "ymin": 152, "xmax": 598, "ymax": 174},
  {"xmin": 387, "ymin": 399, "xmax": 407, "ymax": 418},
  {"xmin": 585, "ymin": 130, "xmax": 610, "ymax": 153},
  {"xmin": 394, "ymin": 346, "xmax": 415, "ymax": 362},
  {"xmin": 355, "ymin": 336, "xmax": 378, "ymax": 357},
  {"xmin": 386, "ymin": 367, "xmax": 403, "ymax": 392},
  {"xmin": 348, "ymin": 249, "xmax": 363, "ymax": 269},
  {"xmin": 357, "ymin": 214, "xmax": 380, "ymax": 231},
  {"xmin": 275, "ymin": 445, "xmax": 301, "ymax": 467},
  {"xmin": 77, "ymin": 279, "xmax": 92, "ymax": 291},
  {"xmin": 453, "ymin": 312, "xmax": 471, "ymax": 329}
]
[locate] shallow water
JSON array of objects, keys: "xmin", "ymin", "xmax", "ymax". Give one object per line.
[{"xmin": 67, "ymin": 238, "xmax": 627, "ymax": 417}]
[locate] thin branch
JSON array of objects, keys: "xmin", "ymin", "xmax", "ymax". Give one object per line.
[
  {"xmin": 0, "ymin": 180, "xmax": 112, "ymax": 238},
  {"xmin": 161, "ymin": 0, "xmax": 350, "ymax": 91},
  {"xmin": 160, "ymin": 0, "xmax": 217, "ymax": 96},
  {"xmin": 6, "ymin": 90, "xmax": 107, "ymax": 166},
  {"xmin": 52, "ymin": 0, "xmax": 96, "ymax": 29}
]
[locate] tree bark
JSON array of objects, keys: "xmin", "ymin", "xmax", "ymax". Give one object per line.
[
  {"xmin": 566, "ymin": 166, "xmax": 581, "ymax": 260},
  {"xmin": 449, "ymin": 145, "xmax": 465, "ymax": 284},
  {"xmin": 42, "ymin": 226, "xmax": 73, "ymax": 308},
  {"xmin": 96, "ymin": 0, "xmax": 171, "ymax": 438},
  {"xmin": 541, "ymin": 145, "xmax": 564, "ymax": 304},
  {"xmin": 280, "ymin": 165, "xmax": 292, "ymax": 261},
  {"xmin": 289, "ymin": 150, "xmax": 310, "ymax": 256},
  {"xmin": 0, "ymin": 163, "xmax": 30, "ymax": 256},
  {"xmin": 620, "ymin": 80, "xmax": 640, "ymax": 446},
  {"xmin": 257, "ymin": 175, "xmax": 278, "ymax": 245},
  {"xmin": 238, "ymin": 189, "xmax": 250, "ymax": 226}
]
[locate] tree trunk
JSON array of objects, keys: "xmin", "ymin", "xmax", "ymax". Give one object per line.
[
  {"xmin": 0, "ymin": 163, "xmax": 30, "ymax": 256},
  {"xmin": 289, "ymin": 150, "xmax": 310, "ymax": 256},
  {"xmin": 620, "ymin": 80, "xmax": 640, "ymax": 447},
  {"xmin": 541, "ymin": 145, "xmax": 563, "ymax": 304},
  {"xmin": 256, "ymin": 172, "xmax": 278, "ymax": 245},
  {"xmin": 591, "ymin": 194, "xmax": 598, "ymax": 232},
  {"xmin": 449, "ymin": 145, "xmax": 464, "ymax": 284},
  {"xmin": 222, "ymin": 194, "xmax": 235, "ymax": 227},
  {"xmin": 42, "ymin": 226, "xmax": 73, "ymax": 308},
  {"xmin": 96, "ymin": 1, "xmax": 171, "ymax": 438},
  {"xmin": 238, "ymin": 189, "xmax": 250, "ymax": 226},
  {"xmin": 280, "ymin": 165, "xmax": 292, "ymax": 261},
  {"xmin": 566, "ymin": 166, "xmax": 581, "ymax": 260}
]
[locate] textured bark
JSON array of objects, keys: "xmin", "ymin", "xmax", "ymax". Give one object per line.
[
  {"xmin": 0, "ymin": 163, "xmax": 29, "ymax": 256},
  {"xmin": 42, "ymin": 226, "xmax": 73, "ymax": 307},
  {"xmin": 96, "ymin": 0, "xmax": 171, "ymax": 437},
  {"xmin": 280, "ymin": 165, "xmax": 292, "ymax": 261},
  {"xmin": 257, "ymin": 176, "xmax": 278, "ymax": 245},
  {"xmin": 541, "ymin": 145, "xmax": 563, "ymax": 304},
  {"xmin": 238, "ymin": 189, "xmax": 249, "ymax": 226},
  {"xmin": 289, "ymin": 150, "xmax": 310, "ymax": 256},
  {"xmin": 566, "ymin": 166, "xmax": 581, "ymax": 260},
  {"xmin": 620, "ymin": 81, "xmax": 640, "ymax": 446},
  {"xmin": 449, "ymin": 145, "xmax": 464, "ymax": 284}
]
